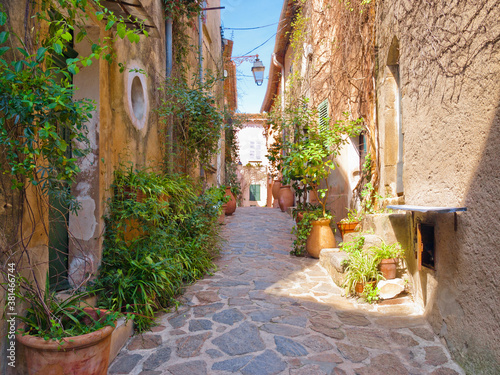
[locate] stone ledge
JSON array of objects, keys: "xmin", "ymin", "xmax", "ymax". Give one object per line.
[{"xmin": 319, "ymin": 248, "xmax": 348, "ymax": 288}]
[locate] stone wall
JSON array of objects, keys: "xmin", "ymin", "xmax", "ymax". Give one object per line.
[{"xmin": 376, "ymin": 1, "xmax": 500, "ymax": 372}]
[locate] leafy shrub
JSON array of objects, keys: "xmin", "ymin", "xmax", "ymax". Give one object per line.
[{"xmin": 94, "ymin": 165, "xmax": 224, "ymax": 331}]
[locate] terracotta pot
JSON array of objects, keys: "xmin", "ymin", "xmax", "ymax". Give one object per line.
[
  {"xmin": 379, "ymin": 258, "xmax": 397, "ymax": 280},
  {"xmin": 272, "ymin": 180, "xmax": 281, "ymax": 208},
  {"xmin": 336, "ymin": 221, "xmax": 360, "ymax": 240},
  {"xmin": 295, "ymin": 211, "xmax": 304, "ymax": 224},
  {"xmin": 306, "ymin": 219, "xmax": 336, "ymax": 258},
  {"xmin": 355, "ymin": 280, "xmax": 377, "ymax": 295},
  {"xmin": 278, "ymin": 185, "xmax": 294, "ymax": 212},
  {"xmin": 218, "ymin": 203, "xmax": 227, "ymax": 224},
  {"xmin": 224, "ymin": 187, "xmax": 236, "ymax": 216},
  {"xmin": 16, "ymin": 308, "xmax": 115, "ymax": 375}
]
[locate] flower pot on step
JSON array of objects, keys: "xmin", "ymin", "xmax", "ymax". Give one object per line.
[
  {"xmin": 379, "ymin": 258, "xmax": 397, "ymax": 280},
  {"xmin": 306, "ymin": 219, "xmax": 336, "ymax": 258},
  {"xmin": 337, "ymin": 221, "xmax": 360, "ymax": 240}
]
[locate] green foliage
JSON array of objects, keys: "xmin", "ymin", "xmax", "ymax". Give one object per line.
[
  {"xmin": 279, "ymin": 97, "xmax": 363, "ymax": 216},
  {"xmin": 370, "ymin": 241, "xmax": 404, "ymax": 261},
  {"xmin": 0, "ymin": 1, "xmax": 145, "ymax": 210},
  {"xmin": 339, "ymin": 209, "xmax": 360, "ymax": 223},
  {"xmin": 163, "ymin": 0, "xmax": 203, "ymax": 19},
  {"xmin": 94, "ymin": 165, "xmax": 224, "ymax": 332},
  {"xmin": 361, "ymin": 282, "xmax": 379, "ymax": 304},
  {"xmin": 340, "ymin": 234, "xmax": 365, "ymax": 253},
  {"xmin": 11, "ymin": 274, "xmax": 119, "ymax": 339},
  {"xmin": 224, "ymin": 112, "xmax": 244, "ymax": 201},
  {"xmin": 159, "ymin": 76, "xmax": 224, "ymax": 172},
  {"xmin": 342, "ymin": 251, "xmax": 382, "ymax": 295}
]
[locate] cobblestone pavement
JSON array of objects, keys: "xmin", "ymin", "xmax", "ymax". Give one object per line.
[{"xmin": 110, "ymin": 207, "xmax": 464, "ymax": 375}]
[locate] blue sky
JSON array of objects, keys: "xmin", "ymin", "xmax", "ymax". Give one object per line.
[{"xmin": 220, "ymin": 0, "xmax": 284, "ymax": 114}]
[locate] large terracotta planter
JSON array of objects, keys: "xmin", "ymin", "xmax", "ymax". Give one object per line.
[
  {"xmin": 224, "ymin": 187, "xmax": 236, "ymax": 216},
  {"xmin": 272, "ymin": 180, "xmax": 281, "ymax": 208},
  {"xmin": 278, "ymin": 185, "xmax": 294, "ymax": 212},
  {"xmin": 379, "ymin": 258, "xmax": 397, "ymax": 280},
  {"xmin": 306, "ymin": 219, "xmax": 336, "ymax": 258},
  {"xmin": 16, "ymin": 308, "xmax": 115, "ymax": 375},
  {"xmin": 336, "ymin": 221, "xmax": 360, "ymax": 240}
]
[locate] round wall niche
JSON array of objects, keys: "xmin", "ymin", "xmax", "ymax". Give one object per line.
[
  {"xmin": 131, "ymin": 76, "xmax": 145, "ymax": 121},
  {"xmin": 126, "ymin": 67, "xmax": 149, "ymax": 130}
]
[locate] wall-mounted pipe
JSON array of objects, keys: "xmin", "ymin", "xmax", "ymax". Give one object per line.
[{"xmin": 272, "ymin": 53, "xmax": 286, "ymax": 155}]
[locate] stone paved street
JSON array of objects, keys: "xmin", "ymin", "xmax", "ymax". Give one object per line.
[{"xmin": 109, "ymin": 207, "xmax": 465, "ymax": 375}]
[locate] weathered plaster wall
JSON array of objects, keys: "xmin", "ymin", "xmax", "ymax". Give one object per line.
[
  {"xmin": 376, "ymin": 1, "xmax": 500, "ymax": 372},
  {"xmin": 297, "ymin": 0, "xmax": 375, "ymax": 221}
]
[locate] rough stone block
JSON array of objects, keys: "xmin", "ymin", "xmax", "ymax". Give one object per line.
[
  {"xmin": 319, "ymin": 249, "xmax": 348, "ymax": 288},
  {"xmin": 378, "ymin": 279, "xmax": 405, "ymax": 300}
]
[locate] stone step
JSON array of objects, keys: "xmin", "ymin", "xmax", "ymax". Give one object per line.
[{"xmin": 319, "ymin": 248, "xmax": 348, "ymax": 288}]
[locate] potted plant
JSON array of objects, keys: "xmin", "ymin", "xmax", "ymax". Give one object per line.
[
  {"xmin": 14, "ymin": 276, "xmax": 120, "ymax": 375},
  {"xmin": 370, "ymin": 241, "xmax": 405, "ymax": 280},
  {"xmin": 337, "ymin": 209, "xmax": 361, "ymax": 240},
  {"xmin": 342, "ymin": 251, "xmax": 383, "ymax": 295},
  {"xmin": 223, "ymin": 185, "xmax": 237, "ymax": 216}
]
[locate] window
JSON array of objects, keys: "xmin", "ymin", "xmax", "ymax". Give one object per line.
[
  {"xmin": 318, "ymin": 99, "xmax": 329, "ymax": 132},
  {"xmin": 417, "ymin": 223, "xmax": 435, "ymax": 270},
  {"xmin": 249, "ymin": 184, "xmax": 261, "ymax": 201},
  {"xmin": 249, "ymin": 140, "xmax": 261, "ymax": 161}
]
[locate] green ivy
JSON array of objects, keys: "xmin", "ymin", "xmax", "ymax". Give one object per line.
[
  {"xmin": 94, "ymin": 165, "xmax": 225, "ymax": 331},
  {"xmin": 159, "ymin": 76, "xmax": 224, "ymax": 172}
]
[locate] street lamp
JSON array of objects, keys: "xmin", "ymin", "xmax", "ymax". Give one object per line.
[
  {"xmin": 251, "ymin": 57, "xmax": 265, "ymax": 86},
  {"xmin": 231, "ymin": 54, "xmax": 266, "ymax": 86}
]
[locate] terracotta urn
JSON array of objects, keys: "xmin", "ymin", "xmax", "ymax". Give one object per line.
[
  {"xmin": 278, "ymin": 185, "xmax": 294, "ymax": 212},
  {"xmin": 224, "ymin": 187, "xmax": 236, "ymax": 216},
  {"xmin": 16, "ymin": 308, "xmax": 115, "ymax": 375},
  {"xmin": 306, "ymin": 218, "xmax": 336, "ymax": 258},
  {"xmin": 379, "ymin": 258, "xmax": 397, "ymax": 280},
  {"xmin": 272, "ymin": 179, "xmax": 282, "ymax": 208}
]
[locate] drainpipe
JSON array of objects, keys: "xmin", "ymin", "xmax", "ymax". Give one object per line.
[
  {"xmin": 198, "ymin": 13, "xmax": 203, "ymax": 84},
  {"xmin": 166, "ymin": 16, "xmax": 173, "ymax": 173},
  {"xmin": 272, "ymin": 53, "xmax": 286, "ymax": 156}
]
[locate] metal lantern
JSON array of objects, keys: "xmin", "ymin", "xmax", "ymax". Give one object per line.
[{"xmin": 251, "ymin": 58, "xmax": 265, "ymax": 86}]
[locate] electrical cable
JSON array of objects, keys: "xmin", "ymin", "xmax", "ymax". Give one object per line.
[
  {"xmin": 240, "ymin": 33, "xmax": 276, "ymax": 57},
  {"xmin": 238, "ymin": 23, "xmax": 288, "ymax": 57},
  {"xmin": 224, "ymin": 22, "xmax": 279, "ymax": 30}
]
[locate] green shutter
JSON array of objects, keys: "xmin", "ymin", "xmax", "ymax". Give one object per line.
[
  {"xmin": 318, "ymin": 99, "xmax": 329, "ymax": 132},
  {"xmin": 249, "ymin": 184, "xmax": 261, "ymax": 201}
]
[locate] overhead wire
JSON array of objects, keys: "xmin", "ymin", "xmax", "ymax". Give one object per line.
[{"xmin": 224, "ymin": 22, "xmax": 279, "ymax": 30}]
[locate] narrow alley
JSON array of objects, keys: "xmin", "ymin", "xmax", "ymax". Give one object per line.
[{"xmin": 109, "ymin": 208, "xmax": 464, "ymax": 375}]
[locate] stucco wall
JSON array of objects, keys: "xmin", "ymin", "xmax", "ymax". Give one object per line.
[{"xmin": 376, "ymin": 1, "xmax": 500, "ymax": 372}]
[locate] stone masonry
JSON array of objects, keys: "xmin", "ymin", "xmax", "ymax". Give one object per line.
[{"xmin": 110, "ymin": 207, "xmax": 464, "ymax": 375}]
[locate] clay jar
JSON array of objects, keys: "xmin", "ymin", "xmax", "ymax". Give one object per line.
[
  {"xmin": 224, "ymin": 187, "xmax": 236, "ymax": 216},
  {"xmin": 306, "ymin": 219, "xmax": 336, "ymax": 258},
  {"xmin": 379, "ymin": 258, "xmax": 397, "ymax": 279},
  {"xmin": 16, "ymin": 308, "xmax": 115, "ymax": 375},
  {"xmin": 271, "ymin": 179, "xmax": 281, "ymax": 208},
  {"xmin": 278, "ymin": 185, "xmax": 294, "ymax": 212}
]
